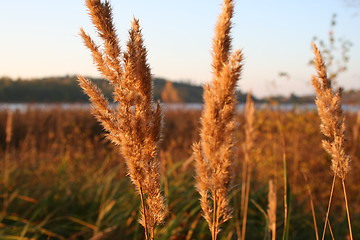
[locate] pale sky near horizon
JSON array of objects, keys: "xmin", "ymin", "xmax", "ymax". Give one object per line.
[{"xmin": 0, "ymin": 0, "xmax": 359, "ymax": 98}]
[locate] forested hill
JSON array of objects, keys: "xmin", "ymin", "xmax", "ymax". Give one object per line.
[
  {"xmin": 1, "ymin": 76, "xmax": 359, "ymax": 104},
  {"xmin": 0, "ymin": 76, "xmax": 252, "ymax": 103},
  {"xmin": 0, "ymin": 76, "xmax": 198, "ymax": 103}
]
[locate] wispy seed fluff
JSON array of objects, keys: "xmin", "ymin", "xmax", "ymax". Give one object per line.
[
  {"xmin": 77, "ymin": 1, "xmax": 166, "ymax": 239},
  {"xmin": 193, "ymin": 0, "xmax": 243, "ymax": 238},
  {"xmin": 311, "ymin": 43, "xmax": 351, "ymax": 179}
]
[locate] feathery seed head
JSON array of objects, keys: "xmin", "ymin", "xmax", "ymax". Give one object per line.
[
  {"xmin": 311, "ymin": 43, "xmax": 351, "ymax": 179},
  {"xmin": 194, "ymin": 0, "xmax": 242, "ymax": 236},
  {"xmin": 78, "ymin": 0, "xmax": 166, "ymax": 236}
]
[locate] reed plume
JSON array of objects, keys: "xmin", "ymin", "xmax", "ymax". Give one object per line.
[
  {"xmin": 312, "ymin": 43, "xmax": 350, "ymax": 179},
  {"xmin": 5, "ymin": 110, "xmax": 13, "ymax": 147},
  {"xmin": 239, "ymin": 92, "xmax": 256, "ymax": 240},
  {"xmin": 193, "ymin": 0, "xmax": 243, "ymax": 239},
  {"xmin": 311, "ymin": 43, "xmax": 353, "ymax": 240},
  {"xmin": 243, "ymin": 93, "xmax": 256, "ymax": 161},
  {"xmin": 78, "ymin": 1, "xmax": 166, "ymax": 239}
]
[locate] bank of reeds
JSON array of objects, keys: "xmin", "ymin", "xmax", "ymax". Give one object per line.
[{"xmin": 0, "ymin": 107, "xmax": 359, "ymax": 239}]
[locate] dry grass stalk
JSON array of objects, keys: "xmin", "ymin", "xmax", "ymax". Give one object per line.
[
  {"xmin": 4, "ymin": 110, "xmax": 13, "ymax": 179},
  {"xmin": 267, "ymin": 178, "xmax": 277, "ymax": 240},
  {"xmin": 239, "ymin": 92, "xmax": 256, "ymax": 240},
  {"xmin": 78, "ymin": 1, "xmax": 166, "ymax": 239},
  {"xmin": 1, "ymin": 110, "xmax": 13, "ymax": 220},
  {"xmin": 311, "ymin": 43, "xmax": 353, "ymax": 240},
  {"xmin": 193, "ymin": 0, "xmax": 243, "ymax": 239},
  {"xmin": 5, "ymin": 110, "xmax": 13, "ymax": 147},
  {"xmin": 302, "ymin": 171, "xmax": 320, "ymax": 240},
  {"xmin": 351, "ymin": 110, "xmax": 360, "ymax": 156},
  {"xmin": 353, "ymin": 110, "xmax": 360, "ymax": 141},
  {"xmin": 280, "ymin": 134, "xmax": 289, "ymax": 239}
]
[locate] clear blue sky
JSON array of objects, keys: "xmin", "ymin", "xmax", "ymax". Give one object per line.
[{"xmin": 0, "ymin": 0, "xmax": 359, "ymax": 97}]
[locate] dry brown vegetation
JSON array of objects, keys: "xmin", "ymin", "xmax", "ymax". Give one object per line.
[{"xmin": 0, "ymin": 107, "xmax": 359, "ymax": 239}]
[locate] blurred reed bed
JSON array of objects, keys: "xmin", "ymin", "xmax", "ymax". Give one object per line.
[{"xmin": 0, "ymin": 106, "xmax": 359, "ymax": 239}]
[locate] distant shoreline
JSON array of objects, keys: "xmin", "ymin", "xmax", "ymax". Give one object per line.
[
  {"xmin": 1, "ymin": 102, "xmax": 359, "ymax": 113},
  {"xmin": 1, "ymin": 75, "xmax": 360, "ymax": 105}
]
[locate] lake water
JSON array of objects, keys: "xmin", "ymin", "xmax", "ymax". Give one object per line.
[{"xmin": 0, "ymin": 103, "xmax": 359, "ymax": 113}]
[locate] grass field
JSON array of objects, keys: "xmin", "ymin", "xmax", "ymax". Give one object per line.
[{"xmin": 0, "ymin": 107, "xmax": 359, "ymax": 239}]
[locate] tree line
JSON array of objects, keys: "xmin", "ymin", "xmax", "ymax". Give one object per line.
[
  {"xmin": 1, "ymin": 76, "xmax": 359, "ymax": 104},
  {"xmin": 0, "ymin": 76, "xmax": 204, "ymax": 103}
]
